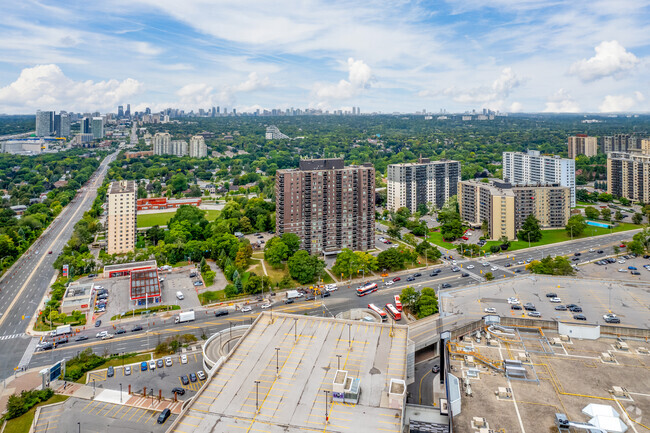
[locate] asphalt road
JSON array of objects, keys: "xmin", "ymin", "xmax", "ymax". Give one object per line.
[{"xmin": 0, "ymin": 152, "xmax": 117, "ymax": 381}]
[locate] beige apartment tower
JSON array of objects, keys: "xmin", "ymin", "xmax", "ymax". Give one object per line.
[
  {"xmin": 107, "ymin": 180, "xmax": 137, "ymax": 254},
  {"xmin": 276, "ymin": 159, "xmax": 375, "ymax": 255},
  {"xmin": 568, "ymin": 134, "xmax": 598, "ymax": 158},
  {"xmin": 458, "ymin": 179, "xmax": 570, "ymax": 240},
  {"xmin": 607, "ymin": 151, "xmax": 650, "ymax": 203}
]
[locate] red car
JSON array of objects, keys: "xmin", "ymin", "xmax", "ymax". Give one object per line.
[
  {"xmin": 48, "ymin": 251, "xmax": 53, "ymax": 254},
  {"xmin": 619, "ymin": 244, "xmax": 626, "ymax": 248},
  {"xmin": 393, "ymin": 277, "xmax": 401, "ymax": 282},
  {"xmin": 462, "ymin": 236, "xmax": 469, "ymax": 240}
]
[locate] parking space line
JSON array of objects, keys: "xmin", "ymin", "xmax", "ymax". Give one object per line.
[
  {"xmin": 136, "ymin": 409, "xmax": 150, "ymax": 422},
  {"xmin": 127, "ymin": 408, "xmax": 142, "ymax": 421},
  {"xmin": 103, "ymin": 403, "xmax": 120, "ymax": 417},
  {"xmin": 120, "ymin": 406, "xmax": 135, "ymax": 419},
  {"xmin": 144, "ymin": 410, "xmax": 157, "ymax": 424}
]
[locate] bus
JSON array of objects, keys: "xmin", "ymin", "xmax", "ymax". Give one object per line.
[
  {"xmin": 368, "ymin": 303, "xmax": 387, "ymax": 321},
  {"xmin": 394, "ymin": 295, "xmax": 402, "ymax": 312},
  {"xmin": 356, "ymin": 283, "xmax": 378, "ymax": 297},
  {"xmin": 385, "ymin": 303, "xmax": 401, "ymax": 321}
]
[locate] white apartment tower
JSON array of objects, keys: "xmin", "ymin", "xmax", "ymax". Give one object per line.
[
  {"xmin": 153, "ymin": 132, "xmax": 171, "ymax": 155},
  {"xmin": 502, "ymin": 150, "xmax": 576, "ymax": 206},
  {"xmin": 189, "ymin": 135, "xmax": 207, "ymax": 158},
  {"xmin": 387, "ymin": 158, "xmax": 461, "ymax": 212},
  {"xmin": 107, "ymin": 180, "xmax": 137, "ymax": 255}
]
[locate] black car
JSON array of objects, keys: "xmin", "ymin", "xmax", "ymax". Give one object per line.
[
  {"xmin": 524, "ymin": 303, "xmax": 536, "ymax": 311},
  {"xmin": 573, "ymin": 314, "xmax": 587, "ymax": 320},
  {"xmin": 75, "ymin": 335, "xmax": 89, "ymax": 341},
  {"xmin": 504, "ymin": 263, "xmax": 512, "ymax": 267},
  {"xmin": 157, "ymin": 408, "xmax": 171, "ymax": 424},
  {"xmin": 569, "ymin": 306, "xmax": 582, "ymax": 312},
  {"xmin": 115, "ymin": 328, "xmax": 126, "ymax": 335},
  {"xmin": 413, "ymin": 273, "xmax": 422, "ymax": 277},
  {"xmin": 107, "ymin": 366, "xmax": 114, "ymax": 377},
  {"xmin": 555, "ymin": 305, "xmax": 568, "ymax": 311},
  {"xmin": 88, "ymin": 274, "xmax": 97, "ymax": 278},
  {"xmin": 598, "ymin": 250, "xmax": 604, "ymax": 254},
  {"xmin": 284, "ymin": 298, "xmax": 294, "ymax": 304},
  {"xmin": 566, "ymin": 303, "xmax": 578, "ymax": 309},
  {"xmin": 546, "ymin": 293, "xmax": 558, "ymax": 298},
  {"xmin": 574, "ymin": 252, "xmax": 581, "ymax": 256},
  {"xmin": 322, "ymin": 291, "xmax": 331, "ymax": 297},
  {"xmin": 441, "ymin": 283, "xmax": 452, "ymax": 288},
  {"xmin": 461, "ymin": 273, "xmax": 469, "ymax": 277},
  {"xmin": 407, "ymin": 277, "xmax": 415, "ymax": 282},
  {"xmin": 131, "ymin": 325, "xmax": 143, "ymax": 332},
  {"xmin": 572, "ymin": 257, "xmax": 580, "ymax": 261},
  {"xmin": 180, "ymin": 375, "xmax": 189, "ymax": 385},
  {"xmin": 94, "ymin": 320, "xmax": 101, "ymax": 327},
  {"xmin": 431, "ymin": 365, "xmax": 440, "ymax": 374},
  {"xmin": 605, "ymin": 317, "xmax": 621, "ymax": 323},
  {"xmin": 214, "ymin": 309, "xmax": 229, "ymax": 317},
  {"xmin": 514, "ymin": 269, "xmax": 522, "ymax": 273},
  {"xmin": 511, "ymin": 304, "xmax": 522, "ymax": 310},
  {"xmin": 40, "ymin": 342, "xmax": 53, "ymax": 351},
  {"xmin": 171, "ymin": 387, "xmax": 185, "ymax": 396},
  {"xmin": 305, "ymin": 295, "xmax": 315, "ymax": 301},
  {"xmin": 429, "ymin": 271, "xmax": 438, "ymax": 277},
  {"xmin": 189, "ymin": 373, "xmax": 197, "ymax": 382}
]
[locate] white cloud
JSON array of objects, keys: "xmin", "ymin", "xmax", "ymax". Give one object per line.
[
  {"xmin": 509, "ymin": 102, "xmax": 523, "ymax": 113},
  {"xmin": 132, "ymin": 41, "xmax": 164, "ymax": 56},
  {"xmin": 543, "ymin": 89, "xmax": 580, "ymax": 113},
  {"xmin": 313, "ymin": 58, "xmax": 373, "ymax": 101},
  {"xmin": 0, "ymin": 64, "xmax": 142, "ymax": 113},
  {"xmin": 169, "ymin": 72, "xmax": 272, "ymax": 109},
  {"xmin": 569, "ymin": 40, "xmax": 639, "ymax": 82},
  {"xmin": 230, "ymin": 72, "xmax": 270, "ymax": 93},
  {"xmin": 599, "ymin": 92, "xmax": 644, "ymax": 112}
]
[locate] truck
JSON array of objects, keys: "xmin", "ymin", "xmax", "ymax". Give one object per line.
[
  {"xmin": 286, "ymin": 290, "xmax": 302, "ymax": 300},
  {"xmin": 175, "ymin": 311, "xmax": 195, "ymax": 324},
  {"xmin": 51, "ymin": 324, "xmax": 71, "ymax": 337}
]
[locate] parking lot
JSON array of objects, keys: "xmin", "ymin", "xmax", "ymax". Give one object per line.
[
  {"xmin": 160, "ymin": 269, "xmax": 202, "ymax": 310},
  {"xmin": 86, "ymin": 351, "xmax": 207, "ymax": 400},
  {"xmin": 579, "ymin": 253, "xmax": 650, "ymax": 282},
  {"xmin": 34, "ymin": 397, "xmax": 175, "ymax": 433}
]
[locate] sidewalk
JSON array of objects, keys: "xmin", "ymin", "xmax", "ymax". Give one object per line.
[{"xmin": 0, "ymin": 369, "xmax": 43, "ymax": 413}]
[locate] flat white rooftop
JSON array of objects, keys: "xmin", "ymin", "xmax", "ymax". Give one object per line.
[{"xmin": 167, "ymin": 312, "xmax": 409, "ymax": 433}]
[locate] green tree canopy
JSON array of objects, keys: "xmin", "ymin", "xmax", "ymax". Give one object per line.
[
  {"xmin": 517, "ymin": 214, "xmax": 542, "ymax": 243},
  {"xmin": 288, "ymin": 250, "xmax": 325, "ymax": 284}
]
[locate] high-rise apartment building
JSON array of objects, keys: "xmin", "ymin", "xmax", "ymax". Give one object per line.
[
  {"xmin": 502, "ymin": 150, "xmax": 575, "ymax": 206},
  {"xmin": 125, "ymin": 104, "xmax": 131, "ymax": 117},
  {"xmin": 607, "ymin": 151, "xmax": 650, "ymax": 203},
  {"xmin": 107, "ymin": 180, "xmax": 137, "ymax": 254},
  {"xmin": 189, "ymin": 135, "xmax": 207, "ymax": 158},
  {"xmin": 36, "ymin": 110, "xmax": 54, "ymax": 137},
  {"xmin": 600, "ymin": 134, "xmax": 641, "ymax": 153},
  {"xmin": 458, "ymin": 179, "xmax": 570, "ymax": 240},
  {"xmin": 92, "ymin": 117, "xmax": 104, "ymax": 139},
  {"xmin": 568, "ymin": 134, "xmax": 597, "ymax": 158},
  {"xmin": 118, "ymin": 105, "xmax": 124, "ymax": 117},
  {"xmin": 153, "ymin": 132, "xmax": 171, "ymax": 155},
  {"xmin": 81, "ymin": 117, "xmax": 91, "ymax": 134},
  {"xmin": 170, "ymin": 140, "xmax": 188, "ymax": 156},
  {"xmin": 276, "ymin": 159, "xmax": 375, "ymax": 255},
  {"xmin": 387, "ymin": 157, "xmax": 460, "ymax": 212},
  {"xmin": 53, "ymin": 112, "xmax": 70, "ymax": 137}
]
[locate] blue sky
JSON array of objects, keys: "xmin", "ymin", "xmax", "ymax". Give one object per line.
[{"xmin": 0, "ymin": 0, "xmax": 648, "ymax": 114}]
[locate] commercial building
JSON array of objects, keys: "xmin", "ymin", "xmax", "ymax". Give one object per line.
[
  {"xmin": 35, "ymin": 110, "xmax": 54, "ymax": 137},
  {"xmin": 189, "ymin": 135, "xmax": 207, "ymax": 158},
  {"xmin": 276, "ymin": 158, "xmax": 375, "ymax": 255},
  {"xmin": 458, "ymin": 179, "xmax": 570, "ymax": 240},
  {"xmin": 136, "ymin": 197, "xmax": 201, "ymax": 211},
  {"xmin": 106, "ymin": 180, "xmax": 137, "ymax": 255},
  {"xmin": 502, "ymin": 150, "xmax": 575, "ymax": 206},
  {"xmin": 607, "ymin": 151, "xmax": 650, "ymax": 203},
  {"xmin": 102, "ymin": 260, "xmax": 158, "ymax": 278},
  {"xmin": 600, "ymin": 134, "xmax": 641, "ymax": 153},
  {"xmin": 92, "ymin": 117, "xmax": 104, "ymax": 139},
  {"xmin": 387, "ymin": 157, "xmax": 460, "ymax": 212},
  {"xmin": 129, "ymin": 268, "xmax": 161, "ymax": 306},
  {"xmin": 1, "ymin": 138, "xmax": 50, "ymax": 154},
  {"xmin": 567, "ymin": 134, "xmax": 597, "ymax": 158},
  {"xmin": 266, "ymin": 125, "xmax": 290, "ymax": 140},
  {"xmin": 168, "ymin": 312, "xmax": 409, "ymax": 433},
  {"xmin": 60, "ymin": 283, "xmax": 94, "ymax": 314}
]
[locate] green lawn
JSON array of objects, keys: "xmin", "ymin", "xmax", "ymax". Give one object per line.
[
  {"xmin": 137, "ymin": 209, "xmax": 220, "ymax": 228},
  {"xmin": 4, "ymin": 395, "xmax": 69, "ymax": 433},
  {"xmin": 426, "ymin": 231, "xmax": 456, "ymax": 250}
]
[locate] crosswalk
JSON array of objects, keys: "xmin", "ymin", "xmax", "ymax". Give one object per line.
[{"xmin": 0, "ymin": 333, "xmax": 26, "ymax": 340}]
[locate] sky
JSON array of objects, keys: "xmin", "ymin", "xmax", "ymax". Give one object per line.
[{"xmin": 0, "ymin": 0, "xmax": 649, "ymax": 114}]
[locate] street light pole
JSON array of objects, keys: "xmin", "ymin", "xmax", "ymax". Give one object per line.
[
  {"xmin": 324, "ymin": 390, "xmax": 330, "ymax": 423},
  {"xmin": 275, "ymin": 348, "xmax": 280, "ymax": 377},
  {"xmin": 120, "ymin": 383, "xmax": 122, "ymax": 403},
  {"xmin": 254, "ymin": 380, "xmax": 261, "ymax": 413}
]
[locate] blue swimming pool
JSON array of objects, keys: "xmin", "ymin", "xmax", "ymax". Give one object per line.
[{"xmin": 586, "ymin": 221, "xmax": 611, "ymax": 229}]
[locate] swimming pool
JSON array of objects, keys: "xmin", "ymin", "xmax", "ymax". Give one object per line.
[{"xmin": 586, "ymin": 221, "xmax": 611, "ymax": 229}]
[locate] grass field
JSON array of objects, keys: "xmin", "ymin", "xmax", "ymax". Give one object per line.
[
  {"xmin": 3, "ymin": 395, "xmax": 69, "ymax": 433},
  {"xmin": 426, "ymin": 231, "xmax": 456, "ymax": 250},
  {"xmin": 137, "ymin": 209, "xmax": 220, "ymax": 228}
]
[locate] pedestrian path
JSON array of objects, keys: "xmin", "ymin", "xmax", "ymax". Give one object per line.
[
  {"xmin": 0, "ymin": 332, "xmax": 26, "ymax": 340},
  {"xmin": 18, "ymin": 336, "xmax": 40, "ymax": 369}
]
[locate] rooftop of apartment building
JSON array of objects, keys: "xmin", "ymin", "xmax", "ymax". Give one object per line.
[
  {"xmin": 166, "ymin": 312, "xmax": 409, "ymax": 433},
  {"xmin": 109, "ymin": 179, "xmax": 136, "ymax": 194},
  {"xmin": 461, "ymin": 178, "xmax": 565, "ymax": 193},
  {"xmin": 277, "ymin": 158, "xmax": 374, "ymax": 172},
  {"xmin": 448, "ymin": 321, "xmax": 649, "ymax": 433},
  {"xmin": 389, "ymin": 156, "xmax": 460, "ymax": 167}
]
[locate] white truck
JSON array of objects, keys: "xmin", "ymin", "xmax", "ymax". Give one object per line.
[
  {"xmin": 286, "ymin": 290, "xmax": 302, "ymax": 300},
  {"xmin": 175, "ymin": 311, "xmax": 195, "ymax": 324},
  {"xmin": 51, "ymin": 324, "xmax": 71, "ymax": 337}
]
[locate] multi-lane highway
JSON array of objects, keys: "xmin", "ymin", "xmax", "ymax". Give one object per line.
[{"xmin": 0, "ymin": 152, "xmax": 117, "ymax": 380}]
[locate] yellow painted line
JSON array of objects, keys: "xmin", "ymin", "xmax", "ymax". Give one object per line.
[
  {"xmin": 127, "ymin": 408, "xmax": 142, "ymax": 421},
  {"xmin": 179, "ymin": 421, "xmax": 199, "ymax": 427},
  {"xmin": 144, "ymin": 410, "xmax": 157, "ymax": 424},
  {"xmin": 136, "ymin": 409, "xmax": 150, "ymax": 422},
  {"xmin": 120, "ymin": 406, "xmax": 135, "ymax": 419},
  {"xmin": 102, "ymin": 404, "xmax": 119, "ymax": 417}
]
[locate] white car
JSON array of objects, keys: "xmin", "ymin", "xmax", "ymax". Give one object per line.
[
  {"xmin": 197, "ymin": 370, "xmax": 207, "ymax": 381},
  {"xmin": 124, "ymin": 366, "xmax": 131, "ymax": 376},
  {"xmin": 96, "ymin": 331, "xmax": 108, "ymax": 338},
  {"xmin": 603, "ymin": 313, "xmax": 617, "ymax": 320},
  {"xmin": 261, "ymin": 303, "xmax": 271, "ymax": 309},
  {"xmin": 385, "ymin": 280, "xmax": 394, "ymax": 286},
  {"xmin": 101, "ymin": 333, "xmax": 114, "ymax": 340},
  {"xmin": 618, "ymin": 260, "xmax": 626, "ymax": 264},
  {"xmin": 550, "ymin": 297, "xmax": 562, "ymax": 303},
  {"xmin": 326, "ymin": 286, "xmax": 338, "ymax": 292},
  {"xmin": 181, "ymin": 354, "xmax": 188, "ymax": 364},
  {"xmin": 149, "ymin": 360, "xmax": 156, "ymax": 370},
  {"xmin": 507, "ymin": 297, "xmax": 520, "ymax": 304},
  {"xmin": 589, "ymin": 248, "xmax": 595, "ymax": 252},
  {"xmin": 490, "ymin": 266, "xmax": 498, "ymax": 271},
  {"xmin": 466, "ymin": 265, "xmax": 475, "ymax": 269},
  {"xmin": 241, "ymin": 306, "xmax": 252, "ymax": 313},
  {"xmin": 482, "ymin": 262, "xmax": 489, "ymax": 267},
  {"xmin": 517, "ymin": 260, "xmax": 524, "ymax": 265},
  {"xmin": 484, "ymin": 307, "xmax": 497, "ymax": 313},
  {"xmin": 618, "ymin": 268, "xmax": 627, "ymax": 272},
  {"xmin": 95, "ymin": 286, "xmax": 104, "ymax": 290},
  {"xmin": 165, "ymin": 357, "xmax": 172, "ymax": 367},
  {"xmin": 452, "ymin": 260, "xmax": 457, "ymax": 265}
]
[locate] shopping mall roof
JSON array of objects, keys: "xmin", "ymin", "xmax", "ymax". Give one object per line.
[{"xmin": 166, "ymin": 312, "xmax": 409, "ymax": 433}]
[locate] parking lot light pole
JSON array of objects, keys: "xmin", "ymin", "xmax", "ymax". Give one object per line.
[
  {"xmin": 120, "ymin": 383, "xmax": 122, "ymax": 403},
  {"xmin": 336, "ymin": 354, "xmax": 342, "ymax": 371},
  {"xmin": 254, "ymin": 380, "xmax": 261, "ymax": 413},
  {"xmin": 78, "ymin": 422, "xmax": 80, "ymax": 433},
  {"xmin": 92, "ymin": 379, "xmax": 95, "ymax": 399},
  {"xmin": 324, "ymin": 390, "xmax": 330, "ymax": 423},
  {"xmin": 275, "ymin": 348, "xmax": 280, "ymax": 377}
]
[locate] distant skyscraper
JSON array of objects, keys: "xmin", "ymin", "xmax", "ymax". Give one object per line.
[
  {"xmin": 216, "ymin": 106, "xmax": 220, "ymax": 114},
  {"xmin": 153, "ymin": 132, "xmax": 171, "ymax": 155},
  {"xmin": 92, "ymin": 117, "xmax": 104, "ymax": 139},
  {"xmin": 118, "ymin": 105, "xmax": 124, "ymax": 117},
  {"xmin": 125, "ymin": 104, "xmax": 131, "ymax": 117},
  {"xmin": 189, "ymin": 135, "xmax": 207, "ymax": 158},
  {"xmin": 568, "ymin": 134, "xmax": 597, "ymax": 158},
  {"xmin": 211, "ymin": 106, "xmax": 216, "ymax": 117},
  {"xmin": 36, "ymin": 110, "xmax": 54, "ymax": 137},
  {"xmin": 54, "ymin": 112, "xmax": 70, "ymax": 137},
  {"xmin": 600, "ymin": 134, "xmax": 640, "ymax": 153},
  {"xmin": 145, "ymin": 107, "xmax": 151, "ymax": 115},
  {"xmin": 81, "ymin": 117, "xmax": 91, "ymax": 134}
]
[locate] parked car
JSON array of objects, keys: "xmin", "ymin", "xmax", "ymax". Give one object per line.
[
  {"xmin": 141, "ymin": 362, "xmax": 148, "ymax": 371},
  {"xmin": 528, "ymin": 311, "xmax": 542, "ymax": 318},
  {"xmin": 511, "ymin": 304, "xmax": 522, "ymax": 310},
  {"xmin": 197, "ymin": 370, "xmax": 207, "ymax": 381},
  {"xmin": 189, "ymin": 373, "xmax": 197, "ymax": 382},
  {"xmin": 180, "ymin": 375, "xmax": 189, "ymax": 385},
  {"xmin": 605, "ymin": 316, "xmax": 621, "ymax": 323},
  {"xmin": 573, "ymin": 314, "xmax": 587, "ymax": 320},
  {"xmin": 569, "ymin": 306, "xmax": 583, "ymax": 312},
  {"xmin": 524, "ymin": 303, "xmax": 536, "ymax": 311},
  {"xmin": 149, "ymin": 360, "xmax": 156, "ymax": 370},
  {"xmin": 484, "ymin": 307, "xmax": 497, "ymax": 313},
  {"xmin": 157, "ymin": 408, "xmax": 171, "ymax": 424},
  {"xmin": 171, "ymin": 387, "xmax": 185, "ymax": 396},
  {"xmin": 107, "ymin": 366, "xmax": 114, "ymax": 377},
  {"xmin": 555, "ymin": 305, "xmax": 568, "ymax": 311},
  {"xmin": 193, "ymin": 281, "xmax": 203, "ymax": 286},
  {"xmin": 181, "ymin": 354, "xmax": 188, "ymax": 364},
  {"xmin": 157, "ymin": 359, "xmax": 164, "ymax": 368},
  {"xmin": 546, "ymin": 293, "xmax": 557, "ymax": 298},
  {"xmin": 124, "ymin": 366, "xmax": 131, "ymax": 376}
]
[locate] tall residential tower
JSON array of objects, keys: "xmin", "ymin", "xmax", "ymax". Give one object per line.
[{"xmin": 107, "ymin": 180, "xmax": 137, "ymax": 255}]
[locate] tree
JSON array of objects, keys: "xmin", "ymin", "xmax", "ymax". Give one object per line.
[
  {"xmin": 416, "ymin": 203, "xmax": 429, "ymax": 215},
  {"xmin": 377, "ymin": 248, "xmax": 407, "ymax": 271},
  {"xmin": 234, "ymin": 243, "xmax": 252, "ymax": 269},
  {"xmin": 528, "ymin": 256, "xmax": 574, "ymax": 275},
  {"xmin": 440, "ymin": 218, "xmax": 464, "ymax": 241},
  {"xmin": 620, "ymin": 197, "xmax": 631, "ymax": 206},
  {"xmin": 169, "ymin": 173, "xmax": 188, "ymax": 194},
  {"xmin": 264, "ymin": 240, "xmax": 289, "ymax": 268},
  {"xmin": 400, "ymin": 286, "xmax": 420, "ymax": 310},
  {"xmin": 239, "ymin": 216, "xmax": 254, "ymax": 233},
  {"xmin": 632, "ymin": 212, "xmax": 644, "ymax": 225},
  {"xmin": 481, "ymin": 219, "xmax": 489, "ymax": 233},
  {"xmin": 627, "ymin": 240, "xmax": 645, "ymax": 255},
  {"xmin": 517, "ymin": 214, "xmax": 542, "ymax": 243},
  {"xmin": 490, "ymin": 245, "xmax": 501, "ymax": 254},
  {"xmin": 387, "ymin": 224, "xmax": 401, "ymax": 240},
  {"xmin": 565, "ymin": 214, "xmax": 587, "ymax": 237},
  {"xmin": 598, "ymin": 193, "xmax": 613, "ymax": 202},
  {"xmin": 411, "ymin": 223, "xmax": 427, "ymax": 237},
  {"xmin": 417, "ymin": 287, "xmax": 438, "ymax": 318},
  {"xmin": 584, "ymin": 206, "xmax": 600, "ymax": 220},
  {"xmin": 485, "ymin": 272, "xmax": 494, "ymax": 281},
  {"xmin": 601, "ymin": 207, "xmax": 612, "ymax": 221},
  {"xmin": 415, "ymin": 241, "xmax": 441, "ymax": 261},
  {"xmin": 281, "ymin": 233, "xmax": 301, "ymax": 257},
  {"xmin": 614, "ymin": 210, "xmax": 624, "ymax": 221},
  {"xmin": 288, "ymin": 250, "xmax": 325, "ymax": 284}
]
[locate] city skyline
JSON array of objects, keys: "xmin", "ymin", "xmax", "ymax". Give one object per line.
[{"xmin": 0, "ymin": 1, "xmax": 648, "ymax": 115}]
